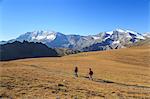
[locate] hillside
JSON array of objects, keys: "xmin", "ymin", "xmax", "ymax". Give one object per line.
[
  {"xmin": 0, "ymin": 45, "xmax": 150, "ymax": 98},
  {"xmin": 55, "ymin": 48, "xmax": 80, "ymax": 56},
  {"xmin": 0, "ymin": 41, "xmax": 58, "ymax": 61}
]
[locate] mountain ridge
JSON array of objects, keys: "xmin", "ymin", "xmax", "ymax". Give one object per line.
[
  {"xmin": 1, "ymin": 28, "xmax": 149, "ymax": 52},
  {"xmin": 0, "ymin": 41, "xmax": 59, "ymax": 61}
]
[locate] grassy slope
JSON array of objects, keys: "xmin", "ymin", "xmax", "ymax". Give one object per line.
[{"xmin": 0, "ymin": 45, "xmax": 150, "ymax": 98}]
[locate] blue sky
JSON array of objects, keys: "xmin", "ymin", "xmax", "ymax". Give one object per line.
[{"xmin": 0, "ymin": 0, "xmax": 149, "ymax": 40}]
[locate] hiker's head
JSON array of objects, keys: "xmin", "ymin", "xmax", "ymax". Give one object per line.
[{"xmin": 89, "ymin": 68, "xmax": 91, "ymax": 71}]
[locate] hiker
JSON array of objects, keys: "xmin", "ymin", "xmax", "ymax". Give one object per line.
[
  {"xmin": 74, "ymin": 66, "xmax": 78, "ymax": 77},
  {"xmin": 89, "ymin": 68, "xmax": 93, "ymax": 80}
]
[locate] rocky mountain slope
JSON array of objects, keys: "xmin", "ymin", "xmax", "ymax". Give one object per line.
[{"xmin": 82, "ymin": 29, "xmax": 146, "ymax": 51}]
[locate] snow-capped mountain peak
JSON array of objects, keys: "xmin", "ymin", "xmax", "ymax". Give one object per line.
[
  {"xmin": 109, "ymin": 28, "xmax": 145, "ymax": 40},
  {"xmin": 105, "ymin": 28, "xmax": 126, "ymax": 35},
  {"xmin": 106, "ymin": 31, "xmax": 113, "ymax": 35},
  {"xmin": 16, "ymin": 30, "xmax": 58, "ymax": 41},
  {"xmin": 35, "ymin": 31, "xmax": 57, "ymax": 40},
  {"xmin": 115, "ymin": 28, "xmax": 126, "ymax": 32}
]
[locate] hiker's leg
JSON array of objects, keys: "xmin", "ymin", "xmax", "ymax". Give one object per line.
[
  {"xmin": 75, "ymin": 73, "xmax": 76, "ymax": 77},
  {"xmin": 89, "ymin": 75, "xmax": 91, "ymax": 80},
  {"xmin": 74, "ymin": 72, "xmax": 78, "ymax": 77},
  {"xmin": 91, "ymin": 75, "xmax": 93, "ymax": 80},
  {"xmin": 76, "ymin": 73, "xmax": 78, "ymax": 77}
]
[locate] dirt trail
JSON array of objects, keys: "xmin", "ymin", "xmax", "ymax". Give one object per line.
[{"xmin": 23, "ymin": 63, "xmax": 150, "ymax": 89}]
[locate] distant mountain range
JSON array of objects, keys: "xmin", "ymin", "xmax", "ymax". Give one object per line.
[{"xmin": 0, "ymin": 28, "xmax": 149, "ymax": 52}]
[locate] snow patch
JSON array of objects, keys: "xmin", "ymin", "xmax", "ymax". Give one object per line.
[
  {"xmin": 135, "ymin": 35, "xmax": 145, "ymax": 39},
  {"xmin": 143, "ymin": 33, "xmax": 150, "ymax": 38},
  {"xmin": 116, "ymin": 28, "xmax": 125, "ymax": 32},
  {"xmin": 106, "ymin": 31, "xmax": 113, "ymax": 35},
  {"xmin": 36, "ymin": 35, "xmax": 46, "ymax": 40},
  {"xmin": 112, "ymin": 40, "xmax": 120, "ymax": 44},
  {"xmin": 115, "ymin": 29, "xmax": 145, "ymax": 40},
  {"xmin": 92, "ymin": 36, "xmax": 100, "ymax": 40},
  {"xmin": 126, "ymin": 30, "xmax": 137, "ymax": 34},
  {"xmin": 46, "ymin": 34, "xmax": 56, "ymax": 40}
]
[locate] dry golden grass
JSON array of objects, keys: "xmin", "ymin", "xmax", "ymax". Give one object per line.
[{"xmin": 0, "ymin": 45, "xmax": 150, "ymax": 98}]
